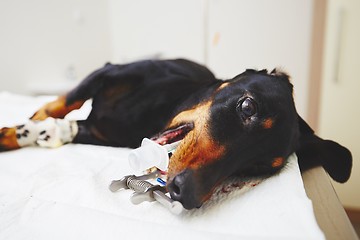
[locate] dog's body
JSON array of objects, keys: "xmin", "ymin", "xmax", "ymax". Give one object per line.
[{"xmin": 0, "ymin": 59, "xmax": 352, "ymax": 209}]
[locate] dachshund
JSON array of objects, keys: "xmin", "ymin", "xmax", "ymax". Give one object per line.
[{"xmin": 0, "ymin": 59, "xmax": 352, "ymax": 210}]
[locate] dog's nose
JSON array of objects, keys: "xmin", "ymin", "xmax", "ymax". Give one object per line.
[
  {"xmin": 169, "ymin": 174, "xmax": 185, "ymax": 199},
  {"xmin": 167, "ymin": 169, "xmax": 202, "ymax": 210}
]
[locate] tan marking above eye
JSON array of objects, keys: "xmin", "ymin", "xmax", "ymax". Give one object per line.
[
  {"xmin": 216, "ymin": 82, "xmax": 230, "ymax": 92},
  {"xmin": 262, "ymin": 118, "xmax": 274, "ymax": 129}
]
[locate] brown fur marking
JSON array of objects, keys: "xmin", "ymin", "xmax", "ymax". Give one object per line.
[
  {"xmin": 31, "ymin": 95, "xmax": 85, "ymax": 120},
  {"xmin": 262, "ymin": 118, "xmax": 274, "ymax": 129},
  {"xmin": 272, "ymin": 157, "xmax": 284, "ymax": 168},
  {"xmin": 0, "ymin": 127, "xmax": 20, "ymax": 151}
]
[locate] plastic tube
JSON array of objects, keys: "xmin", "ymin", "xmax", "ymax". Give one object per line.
[{"xmin": 128, "ymin": 138, "xmax": 180, "ymax": 172}]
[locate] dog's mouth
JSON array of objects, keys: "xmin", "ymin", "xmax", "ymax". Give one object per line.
[{"xmin": 150, "ymin": 122, "xmax": 194, "ymax": 146}]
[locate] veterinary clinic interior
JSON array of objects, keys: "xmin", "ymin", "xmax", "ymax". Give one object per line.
[{"xmin": 0, "ymin": 0, "xmax": 359, "ymax": 239}]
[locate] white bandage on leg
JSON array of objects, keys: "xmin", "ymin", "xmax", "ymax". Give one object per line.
[
  {"xmin": 36, "ymin": 118, "xmax": 78, "ymax": 148},
  {"xmin": 15, "ymin": 121, "xmax": 39, "ymax": 147},
  {"xmin": 15, "ymin": 118, "xmax": 78, "ymax": 148}
]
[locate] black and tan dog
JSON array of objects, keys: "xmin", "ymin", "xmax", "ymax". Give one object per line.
[{"xmin": 0, "ymin": 59, "xmax": 352, "ymax": 209}]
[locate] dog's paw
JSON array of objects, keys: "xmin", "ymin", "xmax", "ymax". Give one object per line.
[{"xmin": 0, "ymin": 127, "xmax": 20, "ymax": 151}]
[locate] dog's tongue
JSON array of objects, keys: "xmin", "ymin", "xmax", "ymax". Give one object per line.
[{"xmin": 151, "ymin": 123, "xmax": 194, "ymax": 145}]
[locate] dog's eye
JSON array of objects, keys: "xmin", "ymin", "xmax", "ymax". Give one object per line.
[{"xmin": 237, "ymin": 98, "xmax": 257, "ymax": 119}]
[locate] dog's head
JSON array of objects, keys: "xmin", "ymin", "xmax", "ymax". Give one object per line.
[{"xmin": 153, "ymin": 69, "xmax": 352, "ymax": 210}]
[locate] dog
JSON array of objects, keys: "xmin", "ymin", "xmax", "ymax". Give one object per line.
[{"xmin": 0, "ymin": 59, "xmax": 352, "ymax": 210}]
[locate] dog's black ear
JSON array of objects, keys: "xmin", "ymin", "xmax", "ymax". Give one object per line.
[{"xmin": 296, "ymin": 116, "xmax": 352, "ymax": 183}]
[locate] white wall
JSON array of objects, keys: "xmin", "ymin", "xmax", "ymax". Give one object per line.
[
  {"xmin": 206, "ymin": 0, "xmax": 313, "ymax": 119},
  {"xmin": 319, "ymin": 0, "xmax": 360, "ymax": 208},
  {"xmin": 0, "ymin": 0, "xmax": 313, "ymax": 118},
  {"xmin": 108, "ymin": 0, "xmax": 206, "ymax": 64},
  {"xmin": 108, "ymin": 0, "xmax": 313, "ymax": 119},
  {"xmin": 0, "ymin": 0, "xmax": 111, "ymax": 95}
]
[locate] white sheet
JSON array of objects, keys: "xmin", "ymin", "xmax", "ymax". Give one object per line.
[{"xmin": 0, "ymin": 92, "xmax": 324, "ymax": 240}]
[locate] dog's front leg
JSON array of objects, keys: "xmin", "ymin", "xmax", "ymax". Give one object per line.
[{"xmin": 0, "ymin": 118, "xmax": 78, "ymax": 151}]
